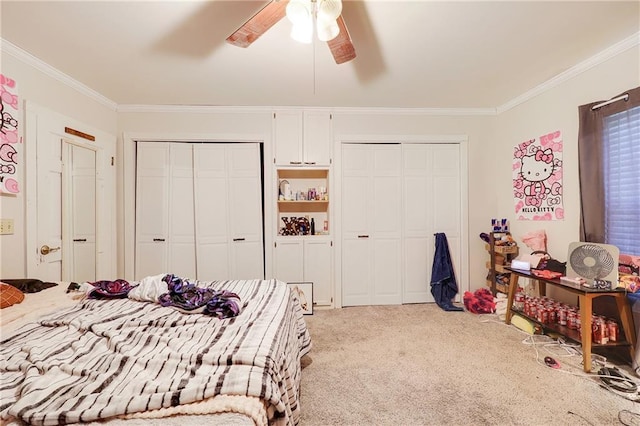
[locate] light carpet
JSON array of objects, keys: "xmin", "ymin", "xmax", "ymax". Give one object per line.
[{"xmin": 299, "ymin": 304, "xmax": 640, "ymax": 425}]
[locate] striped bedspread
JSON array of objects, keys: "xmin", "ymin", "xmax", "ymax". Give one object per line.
[{"xmin": 0, "ymin": 279, "xmax": 311, "ymax": 426}]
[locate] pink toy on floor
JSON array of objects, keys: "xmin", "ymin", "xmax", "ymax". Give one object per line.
[{"xmin": 463, "ymin": 288, "xmax": 496, "ymax": 314}]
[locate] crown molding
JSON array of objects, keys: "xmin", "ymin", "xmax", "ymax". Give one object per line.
[
  {"xmin": 496, "ymin": 31, "xmax": 640, "ymax": 114},
  {"xmin": 116, "ymin": 104, "xmax": 276, "ymax": 114},
  {"xmin": 1, "ymin": 38, "xmax": 117, "ymax": 111},
  {"xmin": 117, "ymin": 104, "xmax": 497, "ymax": 115},
  {"xmin": 331, "ymin": 107, "xmax": 497, "ymax": 116}
]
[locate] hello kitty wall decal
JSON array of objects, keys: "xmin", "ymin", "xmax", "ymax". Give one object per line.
[
  {"xmin": 0, "ymin": 74, "xmax": 20, "ymax": 195},
  {"xmin": 513, "ymin": 130, "xmax": 564, "ymax": 221}
]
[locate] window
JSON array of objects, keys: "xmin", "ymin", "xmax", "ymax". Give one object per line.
[
  {"xmin": 578, "ymin": 87, "xmax": 639, "ymax": 255},
  {"xmin": 603, "ymin": 106, "xmax": 640, "ymax": 255}
]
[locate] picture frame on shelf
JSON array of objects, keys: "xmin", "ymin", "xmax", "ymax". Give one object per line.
[{"xmin": 288, "ymin": 282, "xmax": 313, "ymax": 315}]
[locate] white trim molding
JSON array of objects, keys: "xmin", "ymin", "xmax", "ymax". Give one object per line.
[
  {"xmin": 116, "ymin": 105, "xmax": 275, "ymax": 114},
  {"xmin": 1, "ymin": 39, "xmax": 118, "ymax": 111},
  {"xmin": 331, "ymin": 107, "xmax": 496, "ymax": 116}
]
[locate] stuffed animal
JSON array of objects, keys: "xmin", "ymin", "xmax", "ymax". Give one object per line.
[{"xmin": 463, "ymin": 288, "xmax": 496, "ymax": 314}]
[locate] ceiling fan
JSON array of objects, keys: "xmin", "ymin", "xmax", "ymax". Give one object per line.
[{"xmin": 226, "ymin": 0, "xmax": 357, "ymax": 64}]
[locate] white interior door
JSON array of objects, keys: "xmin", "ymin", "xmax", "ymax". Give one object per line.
[
  {"xmin": 26, "ymin": 103, "xmax": 115, "ymax": 283},
  {"xmin": 65, "ymin": 143, "xmax": 96, "ymax": 283},
  {"xmin": 33, "ymin": 116, "xmax": 63, "ymax": 281}
]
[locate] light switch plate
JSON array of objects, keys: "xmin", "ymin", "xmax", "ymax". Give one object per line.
[{"xmin": 0, "ymin": 218, "xmax": 14, "ymax": 235}]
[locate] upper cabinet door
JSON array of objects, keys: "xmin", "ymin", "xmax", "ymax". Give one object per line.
[
  {"xmin": 303, "ymin": 111, "xmax": 332, "ymax": 166},
  {"xmin": 274, "ymin": 110, "xmax": 303, "ymax": 166},
  {"xmin": 273, "ymin": 110, "xmax": 332, "ymax": 166}
]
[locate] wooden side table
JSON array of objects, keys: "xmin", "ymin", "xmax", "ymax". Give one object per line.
[{"xmin": 504, "ymin": 267, "xmax": 636, "ymax": 372}]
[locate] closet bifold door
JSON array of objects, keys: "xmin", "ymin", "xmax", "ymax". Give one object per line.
[
  {"xmin": 341, "ymin": 143, "xmax": 402, "ymax": 306},
  {"xmin": 193, "ymin": 144, "xmax": 230, "ymax": 280},
  {"xmin": 134, "ymin": 142, "xmax": 196, "ymax": 280},
  {"xmin": 166, "ymin": 144, "xmax": 196, "ymax": 279},
  {"xmin": 402, "ymin": 144, "xmax": 433, "ymax": 304},
  {"xmin": 226, "ymin": 144, "xmax": 264, "ymax": 280},
  {"xmin": 135, "ymin": 142, "xmax": 169, "ymax": 280},
  {"xmin": 135, "ymin": 142, "xmax": 168, "ymax": 280},
  {"xmin": 193, "ymin": 143, "xmax": 264, "ymax": 281},
  {"xmin": 402, "ymin": 144, "xmax": 462, "ymax": 304}
]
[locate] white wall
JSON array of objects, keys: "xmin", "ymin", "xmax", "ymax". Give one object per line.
[
  {"xmin": 0, "ymin": 53, "xmax": 118, "ymax": 278},
  {"xmin": 495, "ymin": 46, "xmax": 640, "ymax": 300}
]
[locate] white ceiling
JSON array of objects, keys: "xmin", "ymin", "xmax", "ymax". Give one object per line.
[{"xmin": 1, "ymin": 1, "xmax": 639, "ymax": 109}]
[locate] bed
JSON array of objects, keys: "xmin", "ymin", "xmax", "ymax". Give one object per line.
[{"xmin": 0, "ymin": 277, "xmax": 311, "ymax": 426}]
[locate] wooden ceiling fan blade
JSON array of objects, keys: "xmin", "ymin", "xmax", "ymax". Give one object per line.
[
  {"xmin": 226, "ymin": 0, "xmax": 289, "ymax": 48},
  {"xmin": 327, "ymin": 15, "xmax": 356, "ymax": 64}
]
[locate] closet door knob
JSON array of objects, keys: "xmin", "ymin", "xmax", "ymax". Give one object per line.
[
  {"xmin": 153, "ymin": 238, "xmax": 165, "ymax": 242},
  {"xmin": 233, "ymin": 238, "xmax": 246, "ymax": 242},
  {"xmin": 357, "ymin": 235, "xmax": 369, "ymax": 239}
]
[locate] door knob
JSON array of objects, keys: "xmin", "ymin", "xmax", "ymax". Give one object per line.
[{"xmin": 40, "ymin": 245, "xmax": 61, "ymax": 255}]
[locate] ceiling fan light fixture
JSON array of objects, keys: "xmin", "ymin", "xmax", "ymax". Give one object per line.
[
  {"xmin": 290, "ymin": 23, "xmax": 313, "ymax": 44},
  {"xmin": 286, "ymin": 0, "xmax": 343, "ymax": 44},
  {"xmin": 317, "ymin": 0, "xmax": 342, "ymax": 21},
  {"xmin": 287, "ymin": 0, "xmax": 313, "ymax": 43},
  {"xmin": 316, "ymin": 16, "xmax": 340, "ymax": 42},
  {"xmin": 286, "ymin": 0, "xmax": 312, "ymax": 25},
  {"xmin": 226, "ymin": 0, "xmax": 356, "ymax": 64}
]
